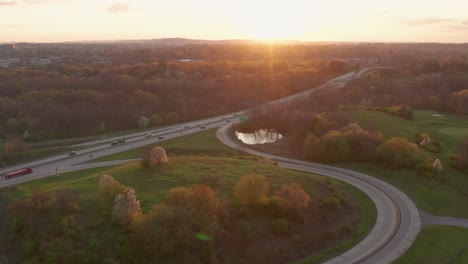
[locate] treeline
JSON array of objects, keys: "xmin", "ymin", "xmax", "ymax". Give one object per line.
[{"xmin": 0, "ymin": 49, "xmax": 352, "ymax": 139}]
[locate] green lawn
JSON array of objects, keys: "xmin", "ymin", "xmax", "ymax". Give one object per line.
[
  {"xmin": 395, "ymin": 226, "xmax": 468, "ymax": 264},
  {"xmin": 95, "ymin": 128, "xmax": 239, "ymax": 162},
  {"xmin": 349, "ymin": 110, "xmax": 468, "ymax": 151},
  {"xmin": 346, "ymin": 110, "xmax": 468, "ymax": 217}
]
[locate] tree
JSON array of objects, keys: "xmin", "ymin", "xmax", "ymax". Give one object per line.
[
  {"xmin": 138, "ymin": 116, "xmax": 149, "ymax": 129},
  {"xmin": 148, "ymin": 146, "xmax": 168, "ymax": 167},
  {"xmin": 303, "ymin": 130, "xmax": 350, "ymax": 162},
  {"xmin": 432, "ymin": 159, "xmax": 443, "ymax": 174},
  {"xmin": 23, "ymin": 130, "xmax": 30, "ymax": 140},
  {"xmin": 377, "ymin": 138, "xmax": 419, "ymax": 168},
  {"xmin": 98, "ymin": 174, "xmax": 127, "ymax": 205},
  {"xmin": 234, "ymin": 174, "xmax": 270, "ymax": 207},
  {"xmin": 451, "ymin": 138, "xmax": 468, "ymax": 172},
  {"xmin": 344, "ymin": 128, "xmax": 384, "ymax": 161},
  {"xmin": 4, "ymin": 139, "xmax": 27, "ymax": 157},
  {"xmin": 6, "ymin": 118, "xmax": 20, "ymax": 133},
  {"xmin": 112, "ymin": 188, "xmax": 142, "ymax": 225},
  {"xmin": 131, "ymin": 185, "xmax": 222, "ymax": 263},
  {"xmin": 165, "ymin": 112, "xmax": 179, "ymax": 124},
  {"xmin": 276, "ymin": 182, "xmax": 311, "ymax": 210},
  {"xmin": 149, "ymin": 113, "xmax": 162, "ymax": 127}
]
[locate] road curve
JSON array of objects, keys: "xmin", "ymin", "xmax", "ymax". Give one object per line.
[{"xmin": 217, "ymin": 125, "xmax": 421, "ymax": 264}]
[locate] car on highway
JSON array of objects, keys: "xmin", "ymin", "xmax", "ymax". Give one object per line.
[
  {"xmin": 68, "ymin": 151, "xmax": 77, "ymax": 156},
  {"xmin": 110, "ymin": 140, "xmax": 119, "ymax": 145},
  {"xmin": 201, "ymin": 126, "xmax": 206, "ymax": 129},
  {"xmin": 226, "ymin": 119, "xmax": 231, "ymax": 122},
  {"xmin": 118, "ymin": 138, "xmax": 126, "ymax": 143},
  {"xmin": 233, "ymin": 113, "xmax": 238, "ymax": 116},
  {"xmin": 184, "ymin": 125, "xmax": 190, "ymax": 128},
  {"xmin": 145, "ymin": 133, "xmax": 152, "ymax": 138},
  {"xmin": 158, "ymin": 136, "xmax": 164, "ymax": 139}
]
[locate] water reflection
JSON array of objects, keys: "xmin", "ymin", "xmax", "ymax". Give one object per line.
[{"xmin": 235, "ymin": 129, "xmax": 283, "ymax": 145}]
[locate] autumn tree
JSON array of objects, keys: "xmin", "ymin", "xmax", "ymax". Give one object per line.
[
  {"xmin": 98, "ymin": 174, "xmax": 127, "ymax": 205},
  {"xmin": 234, "ymin": 174, "xmax": 270, "ymax": 207},
  {"xmin": 377, "ymin": 138, "xmax": 419, "ymax": 168},
  {"xmin": 131, "ymin": 185, "xmax": 222, "ymax": 263},
  {"xmin": 112, "ymin": 189, "xmax": 142, "ymax": 225},
  {"xmin": 276, "ymin": 182, "xmax": 311, "ymax": 210}
]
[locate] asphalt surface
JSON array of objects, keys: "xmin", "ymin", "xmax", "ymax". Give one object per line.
[
  {"xmin": 419, "ymin": 210, "xmax": 468, "ymax": 228},
  {"xmin": 216, "ymin": 125, "xmax": 421, "ymax": 264}
]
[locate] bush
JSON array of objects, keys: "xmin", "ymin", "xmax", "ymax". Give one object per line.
[
  {"xmin": 234, "ymin": 174, "xmax": 270, "ymax": 207},
  {"xmin": 271, "ymin": 219, "xmax": 291, "ymax": 235},
  {"xmin": 240, "ymin": 219, "xmax": 254, "ymax": 240},
  {"xmin": 276, "ymin": 182, "xmax": 311, "ymax": 210},
  {"xmin": 265, "ymin": 196, "xmax": 288, "ymax": 218},
  {"xmin": 322, "ymin": 197, "xmax": 341, "ymax": 211},
  {"xmin": 377, "ymin": 138, "xmax": 420, "ymax": 168}
]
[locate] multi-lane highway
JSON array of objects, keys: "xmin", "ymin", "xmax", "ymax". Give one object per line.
[
  {"xmin": 0, "ymin": 70, "xmax": 358, "ymax": 186},
  {"xmin": 0, "ymin": 69, "xmax": 421, "ymax": 263}
]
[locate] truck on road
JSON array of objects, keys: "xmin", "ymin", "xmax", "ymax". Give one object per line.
[{"xmin": 4, "ymin": 167, "xmax": 33, "ymax": 180}]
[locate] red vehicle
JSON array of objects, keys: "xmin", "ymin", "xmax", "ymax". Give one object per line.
[{"xmin": 5, "ymin": 167, "xmax": 33, "ymax": 180}]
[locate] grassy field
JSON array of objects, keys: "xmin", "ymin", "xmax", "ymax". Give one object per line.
[
  {"xmin": 0, "ymin": 155, "xmax": 376, "ymax": 263},
  {"xmin": 95, "ymin": 128, "xmax": 239, "ymax": 162},
  {"xmin": 0, "ymin": 126, "xmax": 378, "ymax": 263},
  {"xmin": 394, "ymin": 226, "xmax": 468, "ymax": 264},
  {"xmin": 349, "ymin": 110, "xmax": 468, "ymax": 150},
  {"xmin": 346, "ymin": 110, "xmax": 468, "ymax": 217},
  {"xmin": 234, "ymin": 110, "xmax": 468, "ymax": 217},
  {"xmin": 0, "ymin": 124, "xmax": 173, "ymax": 166}
]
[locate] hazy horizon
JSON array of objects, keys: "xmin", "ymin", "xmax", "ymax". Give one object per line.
[{"xmin": 2, "ymin": 0, "xmax": 468, "ymax": 43}]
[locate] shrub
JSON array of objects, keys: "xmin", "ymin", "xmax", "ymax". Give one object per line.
[
  {"xmin": 276, "ymin": 182, "xmax": 311, "ymax": 210},
  {"xmin": 98, "ymin": 174, "xmax": 126, "ymax": 205},
  {"xmin": 234, "ymin": 174, "xmax": 270, "ymax": 207},
  {"xmin": 265, "ymin": 196, "xmax": 288, "ymax": 218},
  {"xmin": 271, "ymin": 219, "xmax": 291, "ymax": 235},
  {"xmin": 344, "ymin": 128, "xmax": 384, "ymax": 161},
  {"xmin": 322, "ymin": 197, "xmax": 341, "ymax": 211},
  {"xmin": 303, "ymin": 130, "xmax": 350, "ymax": 162},
  {"xmin": 377, "ymin": 138, "xmax": 420, "ymax": 168}
]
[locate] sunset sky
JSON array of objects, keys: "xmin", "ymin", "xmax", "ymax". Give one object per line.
[{"xmin": 1, "ymin": 0, "xmax": 468, "ymax": 43}]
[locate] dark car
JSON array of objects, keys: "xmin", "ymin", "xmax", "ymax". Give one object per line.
[
  {"xmin": 68, "ymin": 151, "xmax": 77, "ymax": 156},
  {"xmin": 158, "ymin": 136, "xmax": 164, "ymax": 139},
  {"xmin": 118, "ymin": 138, "xmax": 126, "ymax": 143},
  {"xmin": 201, "ymin": 126, "xmax": 206, "ymax": 129},
  {"xmin": 111, "ymin": 140, "xmax": 119, "ymax": 145},
  {"xmin": 226, "ymin": 119, "xmax": 231, "ymax": 122}
]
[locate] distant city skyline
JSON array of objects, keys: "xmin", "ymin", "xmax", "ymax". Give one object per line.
[{"xmin": 1, "ymin": 0, "xmax": 468, "ymax": 43}]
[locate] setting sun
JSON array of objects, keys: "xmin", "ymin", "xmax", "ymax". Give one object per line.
[{"xmin": 232, "ymin": 1, "xmax": 326, "ymax": 41}]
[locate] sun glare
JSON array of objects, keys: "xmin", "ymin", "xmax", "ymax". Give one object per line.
[{"xmin": 234, "ymin": 1, "xmax": 326, "ymax": 41}]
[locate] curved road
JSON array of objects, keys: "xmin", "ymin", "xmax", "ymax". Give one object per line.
[
  {"xmin": 0, "ymin": 69, "xmax": 424, "ymax": 263},
  {"xmin": 217, "ymin": 125, "xmax": 421, "ymax": 264}
]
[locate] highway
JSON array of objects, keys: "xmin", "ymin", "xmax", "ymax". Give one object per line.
[
  {"xmin": 0, "ymin": 69, "xmax": 421, "ymax": 263},
  {"xmin": 0, "ymin": 70, "xmax": 357, "ymax": 186}
]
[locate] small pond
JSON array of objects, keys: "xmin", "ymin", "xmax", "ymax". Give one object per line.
[{"xmin": 235, "ymin": 129, "xmax": 283, "ymax": 145}]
